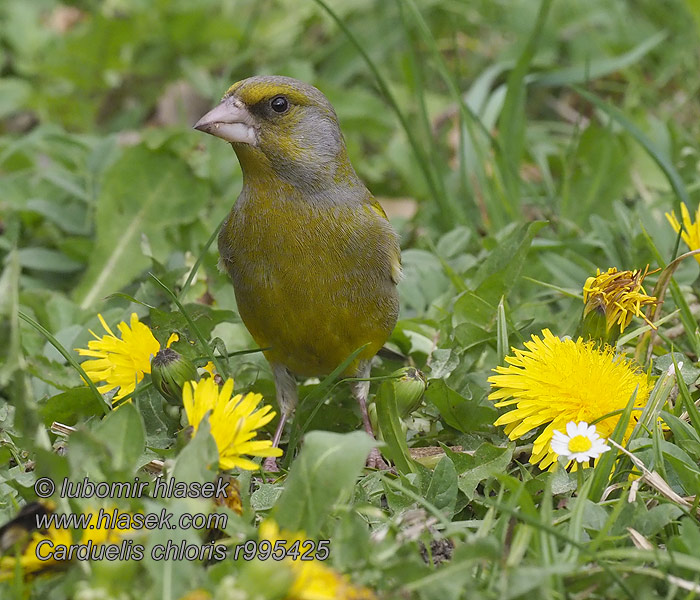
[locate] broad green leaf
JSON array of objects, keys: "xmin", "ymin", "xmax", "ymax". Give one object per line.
[
  {"xmin": 250, "ymin": 483, "xmax": 284, "ymax": 512},
  {"xmin": 472, "ymin": 221, "xmax": 547, "ymax": 305},
  {"xmin": 40, "ymin": 387, "xmax": 105, "ymax": 427},
  {"xmin": 27, "ymin": 355, "xmax": 81, "ymax": 391},
  {"xmin": 633, "ymin": 504, "xmax": 683, "ymax": 538},
  {"xmin": 17, "ymin": 247, "xmax": 83, "ymax": 273},
  {"xmin": 93, "ymin": 401, "xmax": 146, "ymax": 473},
  {"xmin": 425, "ymin": 379, "xmax": 496, "ymax": 434},
  {"xmin": 446, "ymin": 442, "xmax": 514, "ymax": 500},
  {"xmin": 331, "ymin": 510, "xmax": 372, "ymax": 572},
  {"xmin": 425, "ymin": 455, "xmax": 458, "ymax": 516},
  {"xmin": 272, "ymin": 431, "xmax": 375, "ymax": 536},
  {"xmin": 452, "ymin": 322, "xmax": 494, "ymax": 350},
  {"xmin": 170, "ymin": 417, "xmax": 219, "ymax": 485},
  {"xmin": 74, "ymin": 145, "xmax": 208, "ymax": 308},
  {"xmin": 0, "ymin": 77, "xmax": 31, "ymax": 119},
  {"xmin": 453, "ymin": 292, "xmax": 496, "ymax": 328},
  {"xmin": 136, "ymin": 386, "xmax": 180, "ymax": 450}
]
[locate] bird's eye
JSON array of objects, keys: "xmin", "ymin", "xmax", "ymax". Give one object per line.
[{"xmin": 270, "ymin": 96, "xmax": 289, "ymax": 113}]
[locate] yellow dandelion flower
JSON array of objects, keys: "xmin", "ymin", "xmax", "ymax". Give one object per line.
[
  {"xmin": 0, "ymin": 508, "xmax": 130, "ymax": 580},
  {"xmin": 201, "ymin": 361, "xmax": 216, "ymax": 378},
  {"xmin": 259, "ymin": 520, "xmax": 376, "ymax": 600},
  {"xmin": 0, "ymin": 524, "xmax": 72, "ymax": 580},
  {"xmin": 76, "ymin": 313, "xmax": 161, "ymax": 402},
  {"xmin": 666, "ymin": 203, "xmax": 700, "ymax": 263},
  {"xmin": 183, "ymin": 377, "xmax": 282, "ymax": 470},
  {"xmin": 582, "ymin": 266, "xmax": 657, "ymax": 335},
  {"xmin": 488, "ymin": 329, "xmax": 652, "ymax": 470}
]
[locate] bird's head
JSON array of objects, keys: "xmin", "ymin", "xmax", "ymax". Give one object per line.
[{"xmin": 194, "ymin": 75, "xmax": 357, "ymax": 190}]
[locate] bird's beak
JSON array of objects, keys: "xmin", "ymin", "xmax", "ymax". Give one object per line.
[{"xmin": 193, "ymin": 98, "xmax": 257, "ymax": 145}]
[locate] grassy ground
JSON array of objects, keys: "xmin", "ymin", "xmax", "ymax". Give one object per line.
[{"xmin": 1, "ymin": 0, "xmax": 700, "ymax": 598}]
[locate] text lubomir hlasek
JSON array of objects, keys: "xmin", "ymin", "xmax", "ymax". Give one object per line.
[{"xmin": 58, "ymin": 477, "xmax": 230, "ymax": 499}]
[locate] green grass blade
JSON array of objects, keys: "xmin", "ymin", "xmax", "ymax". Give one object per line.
[
  {"xmin": 149, "ymin": 273, "xmax": 228, "ymax": 378},
  {"xmin": 534, "ymin": 32, "xmax": 666, "ymax": 87},
  {"xmin": 18, "ymin": 310, "xmax": 110, "ymax": 415},
  {"xmin": 574, "ymin": 87, "xmax": 690, "ymax": 208},
  {"xmin": 496, "ymin": 297, "xmax": 508, "ymax": 364},
  {"xmin": 312, "ymin": 0, "xmax": 452, "ymax": 226},
  {"xmin": 496, "ymin": 0, "xmax": 553, "ymax": 217},
  {"xmin": 374, "ymin": 380, "xmax": 418, "ymax": 474},
  {"xmin": 589, "ymin": 385, "xmax": 639, "ymax": 502},
  {"xmin": 178, "ymin": 214, "xmax": 225, "ymax": 301}
]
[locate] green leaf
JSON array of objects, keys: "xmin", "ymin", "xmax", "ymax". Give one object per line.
[
  {"xmin": 425, "ymin": 456, "xmax": 458, "ymax": 516},
  {"xmin": 533, "ymin": 32, "xmax": 666, "ymax": 87},
  {"xmin": 425, "ymin": 379, "xmax": 496, "ymax": 434},
  {"xmin": 93, "ymin": 402, "xmax": 146, "ymax": 473},
  {"xmin": 633, "ymin": 504, "xmax": 684, "ymax": 538},
  {"xmin": 250, "ymin": 483, "xmax": 284, "ymax": 512},
  {"xmin": 26, "ymin": 355, "xmax": 81, "ymax": 391},
  {"xmin": 0, "ymin": 250, "xmax": 23, "ymax": 386},
  {"xmin": 472, "ymin": 221, "xmax": 547, "ymax": 305},
  {"xmin": 447, "ymin": 443, "xmax": 514, "ymax": 500},
  {"xmin": 0, "ymin": 77, "xmax": 31, "ymax": 119},
  {"xmin": 170, "ymin": 417, "xmax": 219, "ymax": 485},
  {"xmin": 496, "ymin": 0, "xmax": 552, "ymax": 214},
  {"xmin": 374, "ymin": 381, "xmax": 418, "ymax": 474},
  {"xmin": 272, "ymin": 431, "xmax": 375, "ymax": 537},
  {"xmin": 17, "ymin": 247, "xmax": 83, "ymax": 273},
  {"xmin": 136, "ymin": 386, "xmax": 180, "ymax": 449},
  {"xmin": 74, "ymin": 145, "xmax": 208, "ymax": 308},
  {"xmin": 574, "ymin": 87, "xmax": 690, "ymax": 208},
  {"xmin": 18, "ymin": 310, "xmax": 109, "ymax": 414},
  {"xmin": 40, "ymin": 386, "xmax": 105, "ymax": 427},
  {"xmin": 453, "ymin": 292, "xmax": 497, "ymax": 328},
  {"xmin": 664, "ymin": 453, "xmax": 700, "ymax": 496},
  {"xmin": 589, "ymin": 386, "xmax": 640, "ymax": 502}
]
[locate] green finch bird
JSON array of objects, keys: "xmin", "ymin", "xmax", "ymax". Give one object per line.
[{"xmin": 194, "ymin": 76, "xmax": 401, "ymax": 470}]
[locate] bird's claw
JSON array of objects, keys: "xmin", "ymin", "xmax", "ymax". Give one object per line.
[
  {"xmin": 365, "ymin": 448, "xmax": 390, "ymax": 470},
  {"xmin": 262, "ymin": 456, "xmax": 280, "ymax": 473}
]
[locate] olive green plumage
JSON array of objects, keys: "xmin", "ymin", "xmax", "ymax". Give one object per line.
[{"xmin": 194, "ymin": 75, "xmax": 401, "ymax": 469}]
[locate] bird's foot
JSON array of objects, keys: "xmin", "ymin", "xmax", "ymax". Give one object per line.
[
  {"xmin": 365, "ymin": 448, "xmax": 390, "ymax": 470},
  {"xmin": 262, "ymin": 456, "xmax": 280, "ymax": 473}
]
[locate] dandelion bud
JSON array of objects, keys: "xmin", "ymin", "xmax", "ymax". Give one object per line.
[
  {"xmin": 151, "ymin": 348, "xmax": 198, "ymax": 406},
  {"xmin": 576, "ymin": 300, "xmax": 613, "ymax": 344},
  {"xmin": 392, "ymin": 367, "xmax": 427, "ymax": 418},
  {"xmin": 577, "ymin": 266, "xmax": 657, "ymax": 345}
]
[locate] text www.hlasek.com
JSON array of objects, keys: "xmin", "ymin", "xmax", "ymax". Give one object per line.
[
  {"xmin": 35, "ymin": 507, "xmax": 230, "ymax": 562},
  {"xmin": 32, "ymin": 476, "xmax": 330, "ymax": 563},
  {"xmin": 35, "ymin": 508, "xmax": 331, "ymax": 563}
]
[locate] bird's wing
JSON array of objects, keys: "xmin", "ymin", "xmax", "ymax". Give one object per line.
[{"xmin": 366, "ymin": 196, "xmax": 402, "ymax": 285}]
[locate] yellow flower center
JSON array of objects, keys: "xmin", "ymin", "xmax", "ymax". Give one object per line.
[{"xmin": 568, "ymin": 435, "xmax": 592, "ymax": 453}]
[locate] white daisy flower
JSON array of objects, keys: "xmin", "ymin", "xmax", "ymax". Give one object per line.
[{"xmin": 550, "ymin": 421, "xmax": 610, "ymax": 463}]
